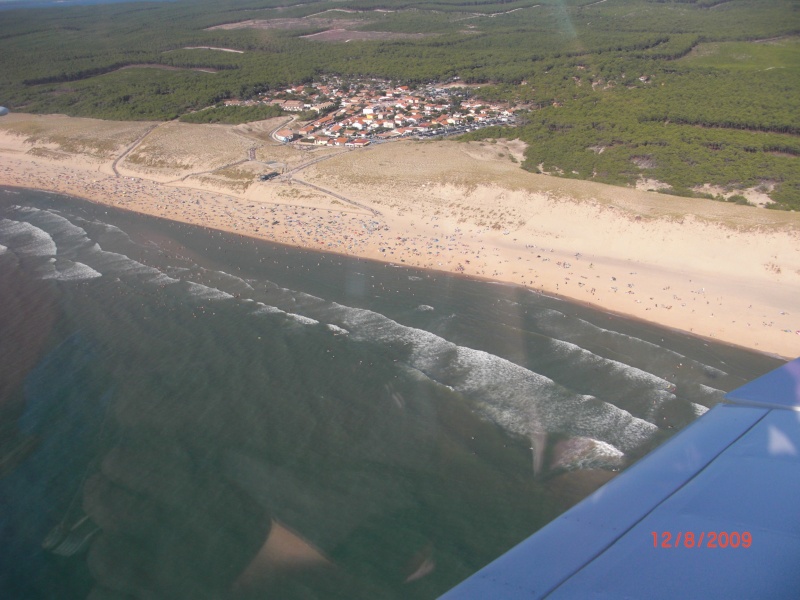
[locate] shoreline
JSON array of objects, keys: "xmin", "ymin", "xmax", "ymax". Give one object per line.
[
  {"xmin": 3, "ymin": 179, "xmax": 791, "ymax": 363},
  {"xmin": 2, "ymin": 113, "xmax": 799, "ymax": 359}
]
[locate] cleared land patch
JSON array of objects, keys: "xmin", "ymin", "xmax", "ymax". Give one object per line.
[
  {"xmin": 207, "ymin": 18, "xmax": 366, "ymax": 31},
  {"xmin": 116, "ymin": 64, "xmax": 218, "ymax": 74},
  {"xmin": 206, "ymin": 16, "xmax": 435, "ymax": 41},
  {"xmin": 681, "ymin": 36, "xmax": 800, "ymax": 70},
  {"xmin": 299, "ymin": 29, "xmax": 431, "ymax": 41},
  {"xmin": 182, "ymin": 46, "xmax": 244, "ymax": 53}
]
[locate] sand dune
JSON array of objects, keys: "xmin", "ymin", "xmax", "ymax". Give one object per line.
[{"xmin": 1, "ymin": 113, "xmax": 798, "ymax": 358}]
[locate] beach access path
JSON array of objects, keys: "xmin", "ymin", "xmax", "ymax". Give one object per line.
[{"xmin": 1, "ymin": 113, "xmax": 798, "ymax": 359}]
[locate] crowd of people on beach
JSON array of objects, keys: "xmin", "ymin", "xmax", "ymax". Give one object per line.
[{"xmin": 2, "ymin": 153, "xmax": 797, "ymax": 356}]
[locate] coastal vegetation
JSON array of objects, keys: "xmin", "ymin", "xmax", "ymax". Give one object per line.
[
  {"xmin": 179, "ymin": 103, "xmax": 284, "ymax": 124},
  {"xmin": 1, "ymin": 0, "xmax": 798, "ymax": 207}
]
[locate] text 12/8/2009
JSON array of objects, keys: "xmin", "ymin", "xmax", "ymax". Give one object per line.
[{"xmin": 652, "ymin": 531, "xmax": 751, "ymax": 548}]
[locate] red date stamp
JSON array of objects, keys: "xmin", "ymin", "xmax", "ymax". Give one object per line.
[{"xmin": 652, "ymin": 531, "xmax": 752, "ymax": 548}]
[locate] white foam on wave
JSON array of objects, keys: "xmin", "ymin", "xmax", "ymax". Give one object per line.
[
  {"xmin": 199, "ymin": 267, "xmax": 255, "ymax": 292},
  {"xmin": 549, "ymin": 437, "xmax": 625, "ymax": 472},
  {"xmin": 0, "ymin": 219, "xmax": 58, "ymax": 257},
  {"xmin": 684, "ymin": 383, "xmax": 725, "ymax": 409},
  {"xmin": 252, "ymin": 302, "xmax": 282, "ymax": 315},
  {"xmin": 150, "ymin": 273, "xmax": 177, "ymax": 286},
  {"xmin": 326, "ymin": 324, "xmax": 349, "ymax": 335},
  {"xmin": 85, "ymin": 245, "xmax": 175, "ymax": 282},
  {"xmin": 1, "ymin": 207, "xmax": 176, "ymax": 286},
  {"xmin": 83, "ymin": 219, "xmax": 128, "ymax": 237},
  {"xmin": 416, "ymin": 305, "xmax": 434, "ymax": 312},
  {"xmin": 74, "ymin": 216, "xmax": 143, "ymax": 249},
  {"xmin": 549, "ymin": 333, "xmax": 673, "ymax": 389},
  {"xmin": 288, "ymin": 314, "xmax": 319, "ymax": 326},
  {"xmin": 287, "ymin": 291, "xmax": 661, "ymax": 450},
  {"xmin": 690, "ymin": 403, "xmax": 709, "ymax": 417},
  {"xmin": 183, "ymin": 281, "xmax": 234, "ymax": 301},
  {"xmin": 0, "ymin": 244, "xmax": 6, "ymax": 255},
  {"xmin": 451, "ymin": 344, "xmax": 658, "ymax": 452},
  {"xmin": 10, "ymin": 206, "xmax": 94, "ymax": 256},
  {"xmin": 1, "ymin": 207, "xmax": 683, "ymax": 459},
  {"xmin": 533, "ymin": 306, "xmax": 728, "ymax": 380},
  {"xmin": 262, "ymin": 288, "xmax": 659, "ymax": 454},
  {"xmin": 40, "ymin": 259, "xmax": 102, "ymax": 281},
  {"xmin": 697, "ymin": 383, "xmax": 724, "ymax": 397},
  {"xmin": 1, "ymin": 211, "xmax": 183, "ymax": 288},
  {"xmin": 4, "ymin": 208, "xmax": 204, "ymax": 291},
  {"xmin": 250, "ymin": 301, "xmax": 326, "ymax": 330},
  {"xmin": 544, "ymin": 333, "xmax": 677, "ymax": 423},
  {"xmin": 3, "ymin": 208, "xmax": 329, "ymax": 340}
]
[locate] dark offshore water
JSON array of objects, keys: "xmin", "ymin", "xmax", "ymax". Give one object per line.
[{"xmin": 0, "ymin": 187, "xmax": 783, "ymax": 599}]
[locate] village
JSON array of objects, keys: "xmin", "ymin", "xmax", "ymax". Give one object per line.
[{"xmin": 225, "ymin": 76, "xmax": 518, "ymax": 147}]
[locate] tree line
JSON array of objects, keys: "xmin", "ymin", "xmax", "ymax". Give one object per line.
[{"xmin": 1, "ymin": 0, "xmax": 797, "ymax": 206}]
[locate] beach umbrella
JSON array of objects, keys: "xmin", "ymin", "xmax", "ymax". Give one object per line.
[{"xmin": 0, "ymin": 107, "xmax": 9, "ymax": 116}]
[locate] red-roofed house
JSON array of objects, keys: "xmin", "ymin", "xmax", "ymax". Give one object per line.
[{"xmin": 275, "ymin": 129, "xmax": 296, "ymax": 142}]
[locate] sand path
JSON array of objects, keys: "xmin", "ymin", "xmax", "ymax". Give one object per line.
[{"xmin": 1, "ymin": 113, "xmax": 798, "ymax": 359}]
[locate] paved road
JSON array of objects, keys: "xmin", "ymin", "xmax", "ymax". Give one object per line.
[
  {"xmin": 270, "ymin": 115, "xmax": 296, "ymax": 143},
  {"xmin": 111, "ymin": 123, "xmax": 161, "ymax": 177}
]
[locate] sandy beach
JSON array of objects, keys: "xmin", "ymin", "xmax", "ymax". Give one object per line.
[{"xmin": 2, "ymin": 112, "xmax": 799, "ymax": 359}]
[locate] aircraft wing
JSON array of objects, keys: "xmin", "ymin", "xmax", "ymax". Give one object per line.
[{"xmin": 441, "ymin": 357, "xmax": 800, "ymax": 599}]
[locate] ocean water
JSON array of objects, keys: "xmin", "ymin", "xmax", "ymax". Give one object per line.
[{"xmin": 0, "ymin": 187, "xmax": 783, "ymax": 599}]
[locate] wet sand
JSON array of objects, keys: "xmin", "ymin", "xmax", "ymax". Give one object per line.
[{"xmin": 1, "ymin": 113, "xmax": 798, "ymax": 358}]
